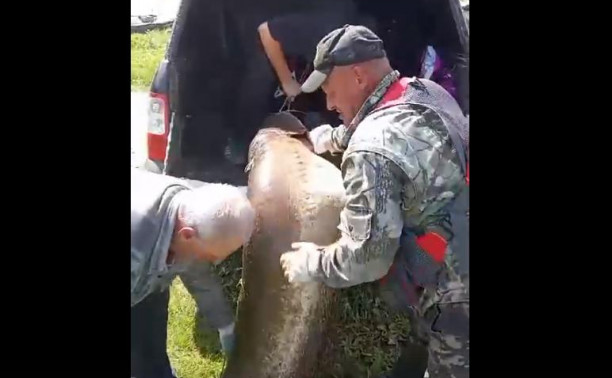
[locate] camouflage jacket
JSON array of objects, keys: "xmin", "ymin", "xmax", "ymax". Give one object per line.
[{"xmin": 304, "ymin": 72, "xmax": 469, "ymax": 290}]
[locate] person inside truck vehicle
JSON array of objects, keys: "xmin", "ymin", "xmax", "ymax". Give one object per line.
[
  {"xmin": 131, "ymin": 169, "xmax": 255, "ymax": 378},
  {"xmin": 279, "ymin": 25, "xmax": 469, "ymax": 378},
  {"xmin": 415, "ymin": 6, "xmax": 469, "ymax": 115},
  {"xmin": 257, "ymin": 6, "xmax": 362, "ymax": 99},
  {"xmin": 225, "ymin": 2, "xmax": 363, "ymax": 166},
  {"xmin": 419, "ymin": 45, "xmax": 458, "ymax": 102}
]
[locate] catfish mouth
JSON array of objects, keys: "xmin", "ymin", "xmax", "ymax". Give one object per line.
[
  {"xmin": 246, "ymin": 112, "xmax": 315, "ymax": 171},
  {"xmin": 260, "ymin": 111, "xmax": 310, "ymax": 135}
]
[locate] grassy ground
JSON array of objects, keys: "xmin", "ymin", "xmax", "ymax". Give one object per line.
[
  {"xmin": 167, "ymin": 280, "xmax": 226, "ymax": 378},
  {"xmin": 131, "ymin": 28, "xmax": 172, "ymax": 90},
  {"xmin": 132, "ymin": 28, "xmax": 413, "ymax": 378}
]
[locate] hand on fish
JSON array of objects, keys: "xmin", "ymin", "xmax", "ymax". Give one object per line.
[
  {"xmin": 280, "ymin": 242, "xmax": 320, "ymax": 283},
  {"xmin": 308, "ymin": 124, "xmax": 334, "ymax": 154}
]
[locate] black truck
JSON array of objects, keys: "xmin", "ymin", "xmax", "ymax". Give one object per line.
[{"xmin": 143, "ymin": 0, "xmax": 469, "ymax": 185}]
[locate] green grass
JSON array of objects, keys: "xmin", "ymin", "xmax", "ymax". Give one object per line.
[
  {"xmin": 167, "ymin": 280, "xmax": 226, "ymax": 378},
  {"xmin": 131, "ymin": 28, "xmax": 172, "ymax": 90}
]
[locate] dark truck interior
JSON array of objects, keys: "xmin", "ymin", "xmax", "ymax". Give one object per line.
[{"xmin": 161, "ymin": 0, "xmax": 469, "ymax": 185}]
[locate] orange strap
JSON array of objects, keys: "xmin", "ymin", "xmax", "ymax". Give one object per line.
[{"xmin": 416, "ymin": 232, "xmax": 447, "ymax": 263}]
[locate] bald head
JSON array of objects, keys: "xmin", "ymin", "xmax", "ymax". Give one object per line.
[
  {"xmin": 321, "ymin": 57, "xmax": 393, "ymax": 124},
  {"xmin": 170, "ymin": 183, "xmax": 255, "ymax": 263}
]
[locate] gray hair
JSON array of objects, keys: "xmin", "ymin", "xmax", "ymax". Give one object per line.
[{"xmin": 177, "ymin": 183, "xmax": 255, "ymax": 245}]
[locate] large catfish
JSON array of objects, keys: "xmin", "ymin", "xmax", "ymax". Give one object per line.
[{"xmin": 222, "ymin": 112, "xmax": 346, "ymax": 378}]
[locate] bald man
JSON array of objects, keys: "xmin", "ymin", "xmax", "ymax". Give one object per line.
[{"xmin": 131, "ymin": 169, "xmax": 255, "ymax": 378}]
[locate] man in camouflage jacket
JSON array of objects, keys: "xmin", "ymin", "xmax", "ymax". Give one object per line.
[{"xmin": 280, "ymin": 25, "xmax": 469, "ymax": 378}]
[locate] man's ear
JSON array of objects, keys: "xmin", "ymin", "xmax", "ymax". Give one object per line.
[
  {"xmin": 177, "ymin": 226, "xmax": 196, "ymax": 241},
  {"xmin": 352, "ymin": 65, "xmax": 367, "ymax": 89}
]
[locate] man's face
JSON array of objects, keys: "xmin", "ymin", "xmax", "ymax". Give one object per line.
[
  {"xmin": 196, "ymin": 234, "xmax": 245, "ymax": 262},
  {"xmin": 321, "ymin": 66, "xmax": 370, "ymax": 125},
  {"xmin": 172, "ymin": 227, "xmax": 244, "ymax": 263}
]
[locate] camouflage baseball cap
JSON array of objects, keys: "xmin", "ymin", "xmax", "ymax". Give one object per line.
[{"xmin": 301, "ymin": 24, "xmax": 386, "ymax": 93}]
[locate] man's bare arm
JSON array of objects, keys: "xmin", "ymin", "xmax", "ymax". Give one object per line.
[{"xmin": 257, "ymin": 22, "xmax": 300, "ymax": 97}]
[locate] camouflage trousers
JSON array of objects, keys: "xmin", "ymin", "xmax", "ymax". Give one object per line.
[
  {"xmin": 379, "ymin": 241, "xmax": 469, "ymax": 378},
  {"xmin": 419, "ymin": 286, "xmax": 469, "ymax": 378}
]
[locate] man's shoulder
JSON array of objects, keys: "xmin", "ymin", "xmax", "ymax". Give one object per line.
[
  {"xmin": 348, "ymin": 104, "xmax": 444, "ymax": 151},
  {"xmin": 132, "ymin": 169, "xmax": 190, "ymax": 203},
  {"xmin": 345, "ymin": 104, "xmax": 458, "ymax": 182},
  {"xmin": 131, "ymin": 169, "xmax": 189, "ymax": 189}
]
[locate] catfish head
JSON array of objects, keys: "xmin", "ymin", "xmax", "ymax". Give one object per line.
[{"xmin": 246, "ymin": 112, "xmax": 315, "ymax": 173}]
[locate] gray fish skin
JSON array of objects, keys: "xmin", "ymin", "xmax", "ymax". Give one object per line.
[{"xmin": 222, "ymin": 113, "xmax": 346, "ymax": 378}]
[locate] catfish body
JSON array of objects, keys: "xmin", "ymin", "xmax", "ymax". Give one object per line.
[{"xmin": 222, "ymin": 113, "xmax": 346, "ymax": 378}]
